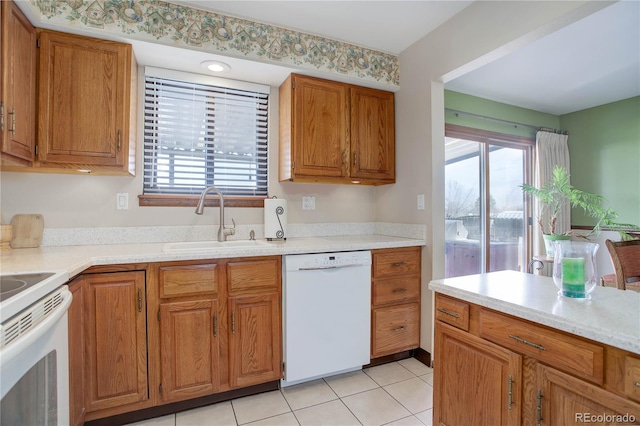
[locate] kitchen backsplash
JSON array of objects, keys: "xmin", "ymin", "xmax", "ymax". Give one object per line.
[{"xmin": 41, "ymin": 222, "xmax": 426, "ymax": 247}]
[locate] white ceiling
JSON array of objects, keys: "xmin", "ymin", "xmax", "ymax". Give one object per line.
[{"xmin": 168, "ymin": 0, "xmax": 640, "ymax": 116}]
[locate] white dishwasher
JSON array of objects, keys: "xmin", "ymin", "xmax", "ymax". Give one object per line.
[{"xmin": 282, "ymin": 250, "xmax": 371, "ymax": 387}]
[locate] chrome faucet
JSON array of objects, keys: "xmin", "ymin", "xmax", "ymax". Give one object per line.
[{"xmin": 195, "ymin": 186, "xmax": 236, "ymax": 242}]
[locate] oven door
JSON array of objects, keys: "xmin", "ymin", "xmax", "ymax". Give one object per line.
[{"xmin": 1, "ymin": 286, "xmax": 72, "ymax": 425}]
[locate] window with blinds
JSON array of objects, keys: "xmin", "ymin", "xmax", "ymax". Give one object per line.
[{"xmin": 143, "ymin": 69, "xmax": 269, "ymax": 197}]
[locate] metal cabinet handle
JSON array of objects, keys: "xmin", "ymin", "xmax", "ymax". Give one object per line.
[
  {"xmin": 508, "ymin": 375, "xmax": 513, "ymax": 410},
  {"xmin": 353, "ymin": 152, "xmax": 357, "ymax": 166},
  {"xmin": 392, "ymin": 326, "xmax": 406, "ymax": 332},
  {"xmin": 536, "ymin": 390, "xmax": 543, "ymax": 425},
  {"xmin": 213, "ymin": 315, "xmax": 217, "ymax": 337},
  {"xmin": 137, "ymin": 289, "xmax": 142, "ymax": 313},
  {"xmin": 391, "ymin": 262, "xmax": 407, "ymax": 267},
  {"xmin": 117, "ymin": 129, "xmax": 121, "ymax": 151},
  {"xmin": 8, "ymin": 109, "xmax": 16, "ymax": 135},
  {"xmin": 635, "ymin": 381, "xmax": 640, "ymax": 388},
  {"xmin": 392, "ymin": 288, "xmax": 407, "ymax": 294},
  {"xmin": 1, "ymin": 102, "xmax": 5, "ymax": 131},
  {"xmin": 509, "ymin": 334, "xmax": 546, "ymax": 351},
  {"xmin": 231, "ymin": 312, "xmax": 236, "ymax": 334},
  {"xmin": 436, "ymin": 307, "xmax": 460, "ymax": 319}
]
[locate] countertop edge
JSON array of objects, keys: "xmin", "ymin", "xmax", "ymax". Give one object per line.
[{"xmin": 429, "ymin": 272, "xmax": 640, "ymax": 355}]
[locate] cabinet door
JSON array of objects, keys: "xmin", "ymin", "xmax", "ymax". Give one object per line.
[
  {"xmin": 536, "ymin": 364, "xmax": 640, "ymax": 425},
  {"xmin": 37, "ymin": 30, "xmax": 131, "ymax": 169},
  {"xmin": 84, "ymin": 271, "xmax": 148, "ymax": 412},
  {"xmin": 159, "ymin": 299, "xmax": 219, "ymax": 402},
  {"xmin": 1, "ymin": 0, "xmax": 36, "ymax": 164},
  {"xmin": 350, "ymin": 86, "xmax": 395, "ymax": 182},
  {"xmin": 292, "ymin": 75, "xmax": 349, "ymax": 178},
  {"xmin": 434, "ymin": 322, "xmax": 522, "ymax": 426},
  {"xmin": 228, "ymin": 292, "xmax": 282, "ymax": 388}
]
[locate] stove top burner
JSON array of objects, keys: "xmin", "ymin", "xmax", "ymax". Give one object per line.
[{"xmin": 0, "ymin": 273, "xmax": 55, "ymax": 302}]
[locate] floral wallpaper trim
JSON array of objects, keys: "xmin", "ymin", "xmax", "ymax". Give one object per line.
[{"xmin": 27, "ymin": 0, "xmax": 399, "ymax": 86}]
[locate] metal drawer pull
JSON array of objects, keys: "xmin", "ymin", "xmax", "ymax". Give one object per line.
[
  {"xmin": 213, "ymin": 315, "xmax": 217, "ymax": 337},
  {"xmin": 392, "ymin": 288, "xmax": 407, "ymax": 294},
  {"xmin": 137, "ymin": 289, "xmax": 142, "ymax": 312},
  {"xmin": 436, "ymin": 308, "xmax": 460, "ymax": 319},
  {"xmin": 231, "ymin": 312, "xmax": 236, "ymax": 334},
  {"xmin": 391, "ymin": 262, "xmax": 407, "ymax": 267},
  {"xmin": 635, "ymin": 381, "xmax": 640, "ymax": 388},
  {"xmin": 392, "ymin": 326, "xmax": 406, "ymax": 332},
  {"xmin": 509, "ymin": 334, "xmax": 546, "ymax": 351},
  {"xmin": 8, "ymin": 109, "xmax": 16, "ymax": 135},
  {"xmin": 508, "ymin": 375, "xmax": 513, "ymax": 410}
]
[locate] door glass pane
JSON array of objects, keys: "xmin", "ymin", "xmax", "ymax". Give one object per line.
[
  {"xmin": 445, "ymin": 138, "xmax": 481, "ymax": 277},
  {"xmin": 488, "ymin": 145, "xmax": 526, "ymax": 272}
]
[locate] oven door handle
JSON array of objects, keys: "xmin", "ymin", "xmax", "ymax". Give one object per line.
[{"xmin": 0, "ymin": 288, "xmax": 72, "ymax": 365}]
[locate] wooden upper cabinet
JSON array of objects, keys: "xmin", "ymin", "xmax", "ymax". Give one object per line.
[
  {"xmin": 279, "ymin": 73, "xmax": 395, "ymax": 185},
  {"xmin": 0, "ymin": 0, "xmax": 37, "ymax": 166},
  {"xmin": 350, "ymin": 86, "xmax": 395, "ymax": 181},
  {"xmin": 36, "ymin": 30, "xmax": 137, "ymax": 175}
]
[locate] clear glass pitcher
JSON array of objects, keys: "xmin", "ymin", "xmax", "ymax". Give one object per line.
[{"xmin": 552, "ymin": 241, "xmax": 599, "ymax": 299}]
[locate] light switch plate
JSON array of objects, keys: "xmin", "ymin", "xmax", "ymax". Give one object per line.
[
  {"xmin": 117, "ymin": 193, "xmax": 129, "ymax": 210},
  {"xmin": 417, "ymin": 194, "xmax": 425, "ymax": 210},
  {"xmin": 302, "ymin": 195, "xmax": 316, "ymax": 210}
]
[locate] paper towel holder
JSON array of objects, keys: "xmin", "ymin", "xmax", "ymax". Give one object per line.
[{"xmin": 265, "ymin": 196, "xmax": 287, "ymax": 241}]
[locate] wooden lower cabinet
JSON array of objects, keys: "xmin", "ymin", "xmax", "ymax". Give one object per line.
[
  {"xmin": 537, "ymin": 364, "xmax": 640, "ymax": 425},
  {"xmin": 78, "ymin": 271, "xmax": 149, "ymax": 418},
  {"xmin": 159, "ymin": 299, "xmax": 219, "ymax": 402},
  {"xmin": 434, "ymin": 322, "xmax": 522, "ymax": 426},
  {"xmin": 154, "ymin": 256, "xmax": 282, "ymax": 403},
  {"xmin": 371, "ymin": 247, "xmax": 421, "ymax": 359},
  {"xmin": 433, "ymin": 293, "xmax": 640, "ymax": 425},
  {"xmin": 228, "ymin": 292, "xmax": 281, "ymax": 388}
]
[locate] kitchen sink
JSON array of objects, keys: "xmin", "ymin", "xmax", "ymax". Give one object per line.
[{"xmin": 162, "ymin": 240, "xmax": 272, "ymax": 252}]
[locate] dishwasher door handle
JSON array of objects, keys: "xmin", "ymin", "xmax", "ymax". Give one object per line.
[{"xmin": 297, "ymin": 263, "xmax": 365, "ymax": 271}]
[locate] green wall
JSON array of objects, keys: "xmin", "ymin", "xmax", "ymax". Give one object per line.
[
  {"xmin": 445, "ymin": 91, "xmax": 640, "ymax": 228},
  {"xmin": 560, "ymin": 96, "xmax": 640, "ymax": 227},
  {"xmin": 445, "ymin": 90, "xmax": 559, "ymax": 139}
]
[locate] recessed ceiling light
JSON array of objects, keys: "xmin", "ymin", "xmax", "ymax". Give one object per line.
[{"xmin": 201, "ymin": 60, "xmax": 231, "ymax": 73}]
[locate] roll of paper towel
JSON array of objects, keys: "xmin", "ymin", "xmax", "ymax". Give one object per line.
[{"xmin": 264, "ymin": 198, "xmax": 287, "ymax": 240}]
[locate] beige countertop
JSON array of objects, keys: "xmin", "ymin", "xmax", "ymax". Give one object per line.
[
  {"xmin": 0, "ymin": 234, "xmax": 425, "ymax": 279},
  {"xmin": 429, "ymin": 270, "xmax": 640, "ymax": 354}
]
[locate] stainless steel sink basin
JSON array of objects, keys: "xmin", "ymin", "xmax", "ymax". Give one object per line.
[{"xmin": 163, "ymin": 240, "xmax": 272, "ymax": 252}]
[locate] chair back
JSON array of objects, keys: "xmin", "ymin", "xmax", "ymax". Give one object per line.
[{"xmin": 604, "ymin": 239, "xmax": 640, "ymax": 290}]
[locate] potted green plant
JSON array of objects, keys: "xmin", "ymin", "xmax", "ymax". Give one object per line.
[{"xmin": 521, "ymin": 165, "xmax": 637, "ymax": 256}]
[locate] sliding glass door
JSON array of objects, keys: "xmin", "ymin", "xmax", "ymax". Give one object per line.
[{"xmin": 444, "ymin": 125, "xmax": 533, "ymax": 278}]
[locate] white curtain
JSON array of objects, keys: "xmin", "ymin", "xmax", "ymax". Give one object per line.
[{"xmin": 533, "ymin": 130, "xmax": 570, "ymax": 256}]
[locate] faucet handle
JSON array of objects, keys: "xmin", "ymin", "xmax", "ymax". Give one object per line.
[{"xmin": 225, "ymin": 218, "xmax": 236, "ymax": 236}]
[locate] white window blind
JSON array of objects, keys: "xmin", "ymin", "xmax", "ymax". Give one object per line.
[{"xmin": 143, "ymin": 70, "xmax": 269, "ymax": 197}]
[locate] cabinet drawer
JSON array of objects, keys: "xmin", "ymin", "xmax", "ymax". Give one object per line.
[
  {"xmin": 373, "ymin": 277, "xmax": 420, "ymax": 306},
  {"xmin": 625, "ymin": 356, "xmax": 640, "ymax": 402},
  {"xmin": 479, "ymin": 309, "xmax": 604, "ymax": 384},
  {"xmin": 434, "ymin": 294, "xmax": 469, "ymax": 331},
  {"xmin": 372, "ymin": 303, "xmax": 420, "ymax": 357},
  {"xmin": 228, "ymin": 257, "xmax": 280, "ymax": 294},
  {"xmin": 159, "ymin": 264, "xmax": 218, "ymax": 298},
  {"xmin": 373, "ymin": 247, "xmax": 420, "ymax": 279}
]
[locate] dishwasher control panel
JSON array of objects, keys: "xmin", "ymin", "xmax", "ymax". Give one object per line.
[{"xmin": 284, "ymin": 250, "xmax": 371, "ymax": 271}]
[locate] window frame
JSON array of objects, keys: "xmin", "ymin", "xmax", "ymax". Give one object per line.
[
  {"xmin": 138, "ymin": 67, "xmax": 270, "ymax": 208},
  {"xmin": 445, "ymin": 123, "xmax": 535, "ymax": 274}
]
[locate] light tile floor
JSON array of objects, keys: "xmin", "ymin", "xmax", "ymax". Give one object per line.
[{"xmin": 127, "ymin": 358, "xmax": 434, "ymax": 426}]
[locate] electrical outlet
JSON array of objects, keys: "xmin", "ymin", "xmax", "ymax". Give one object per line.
[
  {"xmin": 417, "ymin": 194, "xmax": 425, "ymax": 210},
  {"xmin": 302, "ymin": 195, "xmax": 316, "ymax": 210},
  {"xmin": 117, "ymin": 193, "xmax": 129, "ymax": 210}
]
